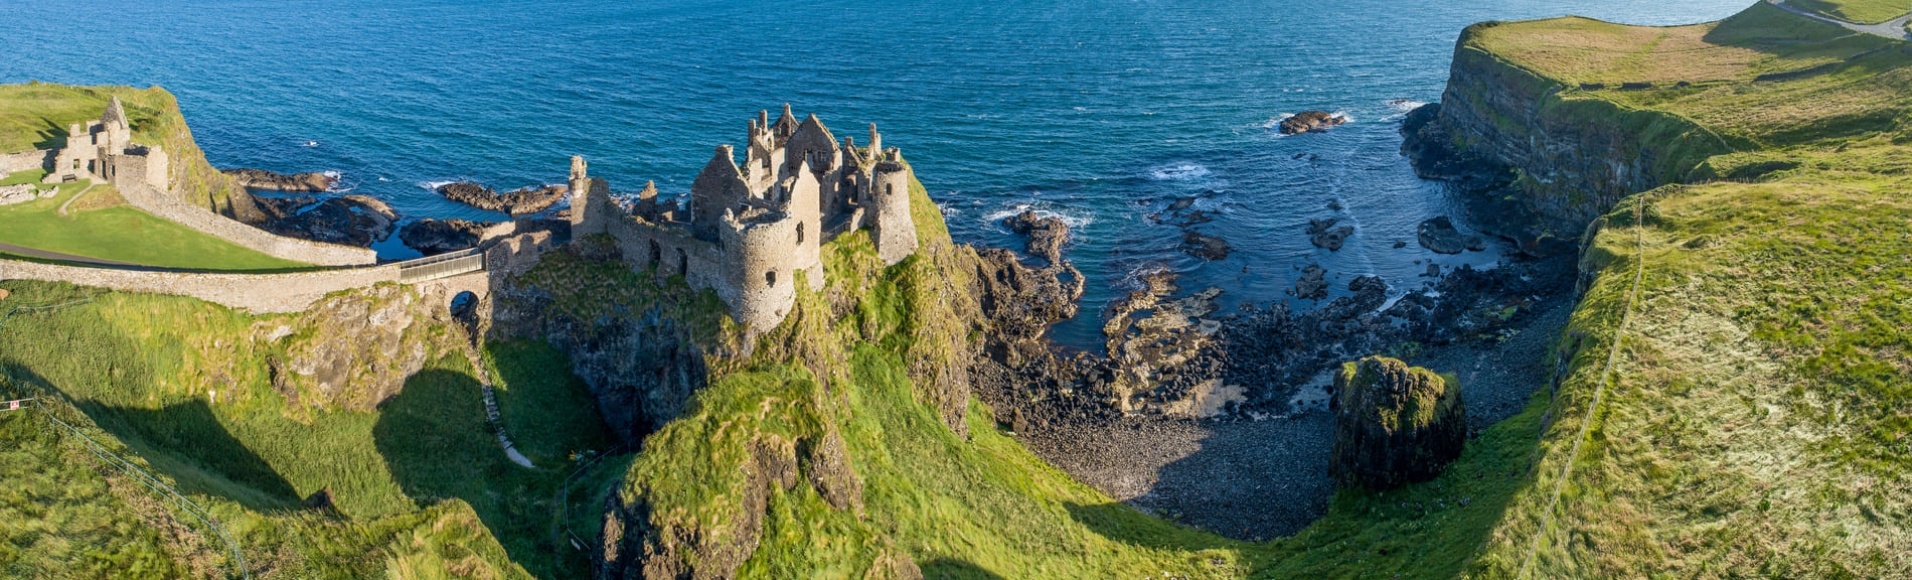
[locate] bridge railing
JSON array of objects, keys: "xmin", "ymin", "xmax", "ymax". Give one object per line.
[{"xmin": 396, "ymin": 248, "xmax": 485, "ymax": 284}]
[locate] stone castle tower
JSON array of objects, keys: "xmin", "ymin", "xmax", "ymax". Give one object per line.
[
  {"xmin": 570, "ymin": 105, "xmax": 919, "ymax": 331},
  {"xmin": 44, "ymin": 96, "xmax": 169, "ymax": 191}
]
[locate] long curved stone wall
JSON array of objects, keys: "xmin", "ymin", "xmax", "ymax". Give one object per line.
[
  {"xmin": 116, "ymin": 176, "xmax": 378, "ymax": 267},
  {"xmin": 0, "ymin": 260, "xmax": 400, "ymax": 313}
]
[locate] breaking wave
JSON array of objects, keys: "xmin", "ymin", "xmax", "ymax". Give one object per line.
[{"xmin": 1149, "ymin": 162, "xmax": 1212, "ymax": 181}]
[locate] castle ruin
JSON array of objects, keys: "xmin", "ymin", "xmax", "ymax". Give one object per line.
[
  {"xmin": 569, "ymin": 105, "xmax": 919, "ymax": 331},
  {"xmin": 42, "ymin": 96, "xmax": 169, "ymax": 192}
]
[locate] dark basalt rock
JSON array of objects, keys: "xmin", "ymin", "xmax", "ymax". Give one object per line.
[
  {"xmin": 1279, "ymin": 110, "xmax": 1347, "ymax": 135},
  {"xmin": 1307, "ymin": 218, "xmax": 1355, "ymax": 251},
  {"xmin": 1417, "ymin": 216, "xmax": 1485, "ymax": 255},
  {"xmin": 1294, "ymin": 264, "xmax": 1329, "ymax": 300},
  {"xmin": 1182, "ymin": 231, "xmax": 1233, "ymax": 260},
  {"xmin": 255, "ymin": 194, "xmax": 397, "ymax": 247},
  {"xmin": 225, "ymin": 168, "xmax": 335, "ymax": 192},
  {"xmin": 1002, "ymin": 210, "xmax": 1069, "ymax": 267},
  {"xmin": 399, "ymin": 218, "xmax": 495, "ymax": 256},
  {"xmin": 437, "ymin": 181, "xmax": 567, "ymax": 215},
  {"xmin": 1329, "ymin": 356, "xmax": 1466, "ymax": 490}
]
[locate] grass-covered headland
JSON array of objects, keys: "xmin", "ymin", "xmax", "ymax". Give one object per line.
[{"xmin": 2, "ymin": 1, "xmax": 1909, "ymax": 577}]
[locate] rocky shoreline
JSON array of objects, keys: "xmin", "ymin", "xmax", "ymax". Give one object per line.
[
  {"xmin": 436, "ymin": 181, "xmax": 567, "ymax": 215},
  {"xmin": 970, "ymin": 182, "xmax": 1577, "ymax": 539}
]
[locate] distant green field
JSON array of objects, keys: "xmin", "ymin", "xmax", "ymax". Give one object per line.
[
  {"xmin": 1788, "ymin": 0, "xmax": 1912, "ymax": 23},
  {"xmin": 0, "ymin": 170, "xmax": 305, "ymax": 271}
]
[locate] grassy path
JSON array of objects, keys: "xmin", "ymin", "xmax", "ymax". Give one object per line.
[{"xmin": 1516, "ymin": 195, "xmax": 1648, "ymax": 579}]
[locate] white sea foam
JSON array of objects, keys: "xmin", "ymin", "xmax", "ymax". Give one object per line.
[
  {"xmin": 982, "ymin": 202, "xmax": 1094, "ymax": 229},
  {"xmin": 1386, "ymin": 99, "xmax": 1427, "ymax": 112},
  {"xmin": 1149, "ymin": 162, "xmax": 1211, "ymax": 181},
  {"xmin": 419, "ymin": 180, "xmax": 458, "ymax": 191},
  {"xmin": 302, "ymin": 140, "xmax": 319, "ymax": 148}
]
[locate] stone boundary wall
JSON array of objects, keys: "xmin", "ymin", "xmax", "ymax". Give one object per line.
[
  {"xmin": 117, "ymin": 178, "xmax": 378, "ymax": 266},
  {"xmin": 0, "ymin": 260, "xmax": 400, "ymax": 313},
  {"xmin": 0, "ymin": 150, "xmax": 52, "ymax": 175}
]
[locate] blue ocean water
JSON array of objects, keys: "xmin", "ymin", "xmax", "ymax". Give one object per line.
[{"xmin": 1, "ymin": 0, "xmax": 1748, "ymax": 348}]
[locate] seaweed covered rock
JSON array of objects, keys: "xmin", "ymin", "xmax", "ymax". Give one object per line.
[
  {"xmin": 1278, "ymin": 110, "xmax": 1347, "ymax": 135},
  {"xmin": 1329, "ymin": 356, "xmax": 1466, "ymax": 490}
]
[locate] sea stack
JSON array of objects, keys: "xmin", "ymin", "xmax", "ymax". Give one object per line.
[{"xmin": 1330, "ymin": 356, "xmax": 1466, "ymax": 490}]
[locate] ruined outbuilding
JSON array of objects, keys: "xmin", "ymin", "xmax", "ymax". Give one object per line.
[
  {"xmin": 569, "ymin": 105, "xmax": 919, "ymax": 331},
  {"xmin": 41, "ymin": 96, "xmax": 169, "ymax": 191}
]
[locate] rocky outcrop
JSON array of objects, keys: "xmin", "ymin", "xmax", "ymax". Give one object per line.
[
  {"xmin": 1002, "ymin": 210, "xmax": 1068, "ymax": 266},
  {"xmin": 223, "ymin": 168, "xmax": 335, "ymax": 192},
  {"xmin": 1403, "ymin": 29, "xmax": 1733, "ymax": 253},
  {"xmin": 556, "ymin": 309, "xmax": 709, "ymax": 444},
  {"xmin": 1329, "ymin": 356, "xmax": 1466, "ymax": 490},
  {"xmin": 253, "ymin": 194, "xmax": 397, "ymax": 247},
  {"xmin": 1294, "ymin": 264, "xmax": 1329, "ymax": 300},
  {"xmin": 437, "ymin": 181, "xmax": 567, "ymax": 215},
  {"xmin": 1279, "ymin": 110, "xmax": 1347, "ymax": 135},
  {"xmin": 1416, "ymin": 216, "xmax": 1485, "ymax": 254},
  {"xmin": 399, "ymin": 218, "xmax": 495, "ymax": 256},
  {"xmin": 267, "ymin": 285, "xmax": 450, "ymax": 411}
]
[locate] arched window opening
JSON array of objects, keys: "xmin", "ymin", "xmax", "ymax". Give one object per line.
[
  {"xmin": 765, "ymin": 270, "xmax": 777, "ymax": 287},
  {"xmin": 796, "ymin": 222, "xmax": 806, "ymax": 244}
]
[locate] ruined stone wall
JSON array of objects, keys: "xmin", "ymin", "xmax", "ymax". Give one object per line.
[
  {"xmin": 0, "ymin": 150, "xmax": 51, "ymax": 175},
  {"xmin": 606, "ymin": 216, "xmax": 723, "ymax": 288},
  {"xmin": 0, "ymin": 259, "xmax": 400, "ymax": 313},
  {"xmin": 116, "ymin": 174, "xmax": 377, "ymax": 266}
]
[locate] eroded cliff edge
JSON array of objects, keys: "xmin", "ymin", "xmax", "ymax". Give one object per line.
[{"xmin": 1401, "ymin": 21, "xmax": 1735, "ymax": 255}]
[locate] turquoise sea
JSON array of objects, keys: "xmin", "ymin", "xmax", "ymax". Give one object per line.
[{"xmin": 2, "ymin": 0, "xmax": 1748, "ymax": 347}]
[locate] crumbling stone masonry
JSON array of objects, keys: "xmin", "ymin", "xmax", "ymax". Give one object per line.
[{"xmin": 569, "ymin": 105, "xmax": 919, "ymax": 331}]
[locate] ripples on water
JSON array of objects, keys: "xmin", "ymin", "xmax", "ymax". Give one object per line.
[{"xmin": 2, "ymin": 0, "xmax": 1749, "ymax": 348}]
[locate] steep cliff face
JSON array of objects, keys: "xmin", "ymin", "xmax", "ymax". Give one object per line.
[{"xmin": 1406, "ymin": 25, "xmax": 1734, "ymax": 253}]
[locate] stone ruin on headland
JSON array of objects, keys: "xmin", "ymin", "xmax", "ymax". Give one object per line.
[{"xmin": 568, "ymin": 104, "xmax": 919, "ymax": 331}]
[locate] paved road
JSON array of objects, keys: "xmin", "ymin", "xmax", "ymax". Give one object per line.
[
  {"xmin": 1769, "ymin": 0, "xmax": 1912, "ymax": 41},
  {"xmin": 0, "ymin": 242, "xmax": 141, "ymax": 267}
]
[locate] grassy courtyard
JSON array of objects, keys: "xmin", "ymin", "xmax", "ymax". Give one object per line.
[{"xmin": 0, "ymin": 170, "xmax": 306, "ymax": 271}]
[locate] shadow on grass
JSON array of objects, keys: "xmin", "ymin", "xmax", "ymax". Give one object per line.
[
  {"xmin": 374, "ymin": 364, "xmax": 610, "ymax": 579},
  {"xmin": 1, "ymin": 360, "xmax": 303, "ymax": 513},
  {"xmin": 919, "ymin": 558, "xmax": 1007, "ymax": 579}
]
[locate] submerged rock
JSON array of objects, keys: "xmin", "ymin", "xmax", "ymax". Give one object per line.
[
  {"xmin": 1417, "ymin": 216, "xmax": 1485, "ymax": 254},
  {"xmin": 1182, "ymin": 231, "xmax": 1233, "ymax": 260},
  {"xmin": 437, "ymin": 181, "xmax": 567, "ymax": 215},
  {"xmin": 1330, "ymin": 356, "xmax": 1466, "ymax": 490},
  {"xmin": 1307, "ymin": 218, "xmax": 1355, "ymax": 251},
  {"xmin": 1279, "ymin": 110, "xmax": 1347, "ymax": 135},
  {"xmin": 224, "ymin": 168, "xmax": 335, "ymax": 192}
]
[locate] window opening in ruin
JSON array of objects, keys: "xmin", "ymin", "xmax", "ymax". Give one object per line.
[
  {"xmin": 797, "ymin": 222, "xmax": 805, "ymax": 244},
  {"xmin": 676, "ymin": 248, "xmax": 688, "ymax": 275},
  {"xmin": 766, "ymin": 270, "xmax": 777, "ymax": 287},
  {"xmin": 885, "ymin": 184, "xmax": 893, "ymax": 196},
  {"xmin": 648, "ymin": 240, "xmax": 662, "ymax": 268}
]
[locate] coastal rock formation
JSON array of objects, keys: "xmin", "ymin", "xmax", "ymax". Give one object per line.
[
  {"xmin": 223, "ymin": 168, "xmax": 335, "ymax": 192},
  {"xmin": 558, "ymin": 309, "xmax": 709, "ymax": 444},
  {"xmin": 1307, "ymin": 217, "xmax": 1355, "ymax": 251},
  {"xmin": 1003, "ymin": 210, "xmax": 1069, "ymax": 266},
  {"xmin": 269, "ymin": 285, "xmax": 449, "ymax": 411},
  {"xmin": 399, "ymin": 218, "xmax": 494, "ymax": 256},
  {"xmin": 436, "ymin": 181, "xmax": 567, "ymax": 215},
  {"xmin": 255, "ymin": 194, "xmax": 398, "ymax": 247},
  {"xmin": 1416, "ymin": 216, "xmax": 1485, "ymax": 254},
  {"xmin": 1294, "ymin": 263, "xmax": 1329, "ymax": 300},
  {"xmin": 1402, "ymin": 32, "xmax": 1730, "ymax": 253},
  {"xmin": 1329, "ymin": 356, "xmax": 1466, "ymax": 490},
  {"xmin": 1279, "ymin": 110, "xmax": 1347, "ymax": 135}
]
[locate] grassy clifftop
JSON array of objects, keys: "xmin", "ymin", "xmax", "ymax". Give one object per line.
[{"xmin": 0, "ymin": 83, "xmax": 252, "ymax": 214}]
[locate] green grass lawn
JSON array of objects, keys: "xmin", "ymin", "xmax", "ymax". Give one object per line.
[
  {"xmin": 0, "ymin": 83, "xmax": 177, "ymax": 153},
  {"xmin": 0, "ymin": 169, "xmax": 307, "ymax": 271},
  {"xmin": 0, "ymin": 281, "xmax": 622, "ymax": 578},
  {"xmin": 1788, "ymin": 0, "xmax": 1912, "ymax": 23}
]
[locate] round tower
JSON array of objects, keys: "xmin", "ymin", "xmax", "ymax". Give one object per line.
[
  {"xmin": 719, "ymin": 218, "xmax": 800, "ymax": 331},
  {"xmin": 869, "ymin": 153, "xmax": 917, "ymax": 265}
]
